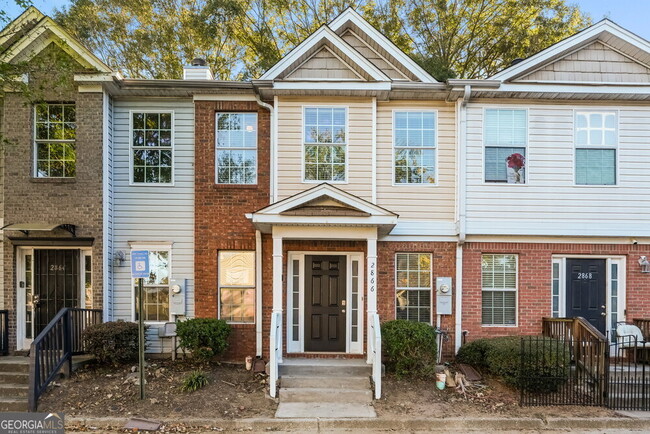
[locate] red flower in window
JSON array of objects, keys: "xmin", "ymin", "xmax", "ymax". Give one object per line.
[{"xmin": 506, "ymin": 153, "xmax": 525, "ymax": 170}]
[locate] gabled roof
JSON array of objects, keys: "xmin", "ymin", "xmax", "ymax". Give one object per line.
[
  {"xmin": 0, "ymin": 7, "xmax": 112, "ymax": 73},
  {"xmin": 329, "ymin": 8, "xmax": 436, "ymax": 83},
  {"xmin": 250, "ymin": 183, "xmax": 398, "ymax": 235},
  {"xmin": 491, "ymin": 19, "xmax": 650, "ymax": 83},
  {"xmin": 260, "ymin": 25, "xmax": 389, "ymax": 82}
]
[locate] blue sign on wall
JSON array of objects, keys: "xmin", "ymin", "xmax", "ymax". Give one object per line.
[{"xmin": 131, "ymin": 250, "xmax": 150, "ymax": 279}]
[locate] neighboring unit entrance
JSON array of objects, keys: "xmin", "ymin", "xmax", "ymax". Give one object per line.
[
  {"xmin": 566, "ymin": 258, "xmax": 606, "ymax": 333},
  {"xmin": 34, "ymin": 249, "xmax": 80, "ymax": 334},
  {"xmin": 305, "ymin": 255, "xmax": 346, "ymax": 352}
]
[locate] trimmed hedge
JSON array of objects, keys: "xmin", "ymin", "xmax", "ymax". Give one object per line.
[
  {"xmin": 456, "ymin": 336, "xmax": 570, "ymax": 392},
  {"xmin": 381, "ymin": 319, "xmax": 437, "ymax": 378},
  {"xmin": 83, "ymin": 321, "xmax": 140, "ymax": 366},
  {"xmin": 176, "ymin": 318, "xmax": 231, "ymax": 360}
]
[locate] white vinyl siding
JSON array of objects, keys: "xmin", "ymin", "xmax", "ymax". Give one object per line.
[
  {"xmin": 393, "ymin": 111, "xmax": 436, "ymax": 184},
  {"xmin": 484, "ymin": 109, "xmax": 526, "ymax": 184},
  {"xmin": 112, "ymin": 99, "xmax": 194, "ymax": 353},
  {"xmin": 482, "ymin": 254, "xmax": 517, "ymax": 326},
  {"xmin": 395, "ymin": 253, "xmax": 432, "ymax": 323},
  {"xmin": 575, "ymin": 111, "xmax": 617, "ymax": 185},
  {"xmin": 465, "ymin": 104, "xmax": 650, "ymax": 237}
]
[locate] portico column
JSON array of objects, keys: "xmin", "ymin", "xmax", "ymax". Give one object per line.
[
  {"xmin": 272, "ymin": 234, "xmax": 283, "ymax": 362},
  {"xmin": 367, "ymin": 235, "xmax": 377, "ymax": 364}
]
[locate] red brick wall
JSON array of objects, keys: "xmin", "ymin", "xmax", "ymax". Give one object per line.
[
  {"xmin": 462, "ymin": 242, "xmax": 650, "ymax": 342},
  {"xmin": 194, "ymin": 100, "xmax": 270, "ymax": 362}
]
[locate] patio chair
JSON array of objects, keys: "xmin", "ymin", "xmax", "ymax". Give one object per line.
[{"xmin": 616, "ymin": 323, "xmax": 650, "ymax": 364}]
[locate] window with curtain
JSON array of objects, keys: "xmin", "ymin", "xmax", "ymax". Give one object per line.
[
  {"xmin": 218, "ymin": 251, "xmax": 255, "ymax": 323},
  {"xmin": 484, "ymin": 109, "xmax": 527, "ymax": 184}
]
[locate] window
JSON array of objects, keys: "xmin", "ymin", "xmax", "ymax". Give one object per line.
[
  {"xmin": 34, "ymin": 103, "xmax": 76, "ymax": 178},
  {"xmin": 575, "ymin": 111, "xmax": 616, "ymax": 185},
  {"xmin": 84, "ymin": 253, "xmax": 93, "ymax": 309},
  {"xmin": 134, "ymin": 250, "xmax": 170, "ymax": 322},
  {"xmin": 394, "ymin": 111, "xmax": 436, "ymax": 184},
  {"xmin": 131, "ymin": 112, "xmax": 173, "ymax": 184},
  {"xmin": 484, "ymin": 109, "xmax": 527, "ymax": 184},
  {"xmin": 482, "ymin": 254, "xmax": 517, "ymax": 326},
  {"xmin": 304, "ymin": 107, "xmax": 346, "ymax": 182},
  {"xmin": 218, "ymin": 251, "xmax": 255, "ymax": 323},
  {"xmin": 216, "ymin": 113, "xmax": 257, "ymax": 184},
  {"xmin": 395, "ymin": 253, "xmax": 431, "ymax": 323}
]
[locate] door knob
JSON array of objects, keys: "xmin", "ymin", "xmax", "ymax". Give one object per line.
[
  {"xmin": 342, "ymin": 309, "xmax": 346, "ymax": 313},
  {"xmin": 33, "ymin": 295, "xmax": 40, "ymax": 306},
  {"xmin": 601, "ymin": 312, "xmax": 606, "ymax": 317},
  {"xmin": 601, "ymin": 305, "xmax": 606, "ymax": 309}
]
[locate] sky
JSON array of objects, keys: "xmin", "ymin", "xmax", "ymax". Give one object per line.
[{"xmin": 2, "ymin": 0, "xmax": 650, "ymax": 41}]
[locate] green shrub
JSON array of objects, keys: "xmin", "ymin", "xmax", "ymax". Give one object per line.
[
  {"xmin": 456, "ymin": 336, "xmax": 570, "ymax": 392},
  {"xmin": 83, "ymin": 321, "xmax": 140, "ymax": 366},
  {"xmin": 381, "ymin": 319, "xmax": 437, "ymax": 378},
  {"xmin": 176, "ymin": 318, "xmax": 231, "ymax": 360},
  {"xmin": 181, "ymin": 370, "xmax": 209, "ymax": 392}
]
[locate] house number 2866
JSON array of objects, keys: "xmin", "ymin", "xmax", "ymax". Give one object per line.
[{"xmin": 577, "ymin": 273, "xmax": 593, "ymax": 280}]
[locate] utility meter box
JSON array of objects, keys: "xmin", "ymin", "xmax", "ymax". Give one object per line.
[
  {"xmin": 169, "ymin": 278, "xmax": 186, "ymax": 316},
  {"xmin": 436, "ymin": 277, "xmax": 453, "ymax": 315}
]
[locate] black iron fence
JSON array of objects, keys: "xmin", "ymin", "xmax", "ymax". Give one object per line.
[{"xmin": 520, "ymin": 332, "xmax": 650, "ymax": 410}]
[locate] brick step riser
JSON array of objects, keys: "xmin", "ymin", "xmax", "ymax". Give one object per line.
[
  {"xmin": 281, "ymin": 376, "xmax": 370, "ymax": 389},
  {"xmin": 280, "ymin": 388, "xmax": 372, "ymax": 404}
]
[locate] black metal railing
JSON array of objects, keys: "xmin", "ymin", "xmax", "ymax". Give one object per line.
[
  {"xmin": 0, "ymin": 310, "xmax": 8, "ymax": 356},
  {"xmin": 28, "ymin": 308, "xmax": 102, "ymax": 412}
]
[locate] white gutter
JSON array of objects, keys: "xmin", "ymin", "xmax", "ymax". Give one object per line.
[
  {"xmin": 254, "ymin": 94, "xmax": 275, "ymax": 203},
  {"xmin": 455, "ymin": 85, "xmax": 470, "ymax": 353},
  {"xmin": 255, "ymin": 230, "xmax": 263, "ymax": 357}
]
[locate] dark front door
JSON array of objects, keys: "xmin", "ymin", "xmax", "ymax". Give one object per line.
[
  {"xmin": 34, "ymin": 249, "xmax": 80, "ymax": 334},
  {"xmin": 566, "ymin": 258, "xmax": 606, "ymax": 333},
  {"xmin": 305, "ymin": 255, "xmax": 346, "ymax": 352}
]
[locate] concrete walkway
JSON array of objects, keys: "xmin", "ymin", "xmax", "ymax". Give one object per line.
[{"xmin": 66, "ymin": 414, "xmax": 650, "ymax": 432}]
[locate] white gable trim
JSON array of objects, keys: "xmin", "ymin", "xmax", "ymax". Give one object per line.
[
  {"xmin": 0, "ymin": 6, "xmax": 44, "ymax": 48},
  {"xmin": 0, "ymin": 17, "xmax": 112, "ymax": 73},
  {"xmin": 254, "ymin": 183, "xmax": 398, "ymax": 217},
  {"xmin": 260, "ymin": 25, "xmax": 389, "ymax": 82},
  {"xmin": 491, "ymin": 20, "xmax": 650, "ymax": 82},
  {"xmin": 328, "ymin": 8, "xmax": 437, "ymax": 83}
]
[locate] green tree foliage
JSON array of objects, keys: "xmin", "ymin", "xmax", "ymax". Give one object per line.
[{"xmin": 54, "ymin": 0, "xmax": 590, "ymax": 80}]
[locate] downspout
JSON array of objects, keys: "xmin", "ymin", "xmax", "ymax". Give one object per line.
[
  {"xmin": 455, "ymin": 85, "xmax": 471, "ymax": 353},
  {"xmin": 255, "ymin": 230, "xmax": 263, "ymax": 357},
  {"xmin": 254, "ymin": 94, "xmax": 275, "ymax": 204}
]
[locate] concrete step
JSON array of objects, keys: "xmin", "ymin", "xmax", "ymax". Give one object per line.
[
  {"xmin": 275, "ymin": 402, "xmax": 376, "ymax": 419},
  {"xmin": 280, "ymin": 387, "xmax": 372, "ymax": 404},
  {"xmin": 281, "ymin": 375, "xmax": 370, "ymax": 389},
  {"xmin": 0, "ymin": 357, "xmax": 29, "ymax": 373},
  {"xmin": 0, "ymin": 372, "xmax": 29, "ymax": 384},
  {"xmin": 0, "ymin": 383, "xmax": 29, "ymax": 398},
  {"xmin": 0, "ymin": 397, "xmax": 28, "ymax": 412},
  {"xmin": 279, "ymin": 359, "xmax": 371, "ymax": 377}
]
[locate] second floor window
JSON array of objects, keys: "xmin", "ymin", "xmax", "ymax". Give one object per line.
[
  {"xmin": 131, "ymin": 112, "xmax": 173, "ymax": 184},
  {"xmin": 575, "ymin": 111, "xmax": 617, "ymax": 185},
  {"xmin": 216, "ymin": 113, "xmax": 258, "ymax": 184},
  {"xmin": 35, "ymin": 103, "xmax": 76, "ymax": 178},
  {"xmin": 394, "ymin": 111, "xmax": 437, "ymax": 184},
  {"xmin": 304, "ymin": 107, "xmax": 346, "ymax": 182},
  {"xmin": 484, "ymin": 109, "xmax": 527, "ymax": 184}
]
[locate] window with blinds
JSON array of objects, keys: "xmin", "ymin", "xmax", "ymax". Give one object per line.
[
  {"xmin": 481, "ymin": 254, "xmax": 517, "ymax": 326},
  {"xmin": 484, "ymin": 109, "xmax": 527, "ymax": 184},
  {"xmin": 575, "ymin": 112, "xmax": 617, "ymax": 185}
]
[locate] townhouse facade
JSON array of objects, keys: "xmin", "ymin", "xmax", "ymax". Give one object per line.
[{"xmin": 0, "ymin": 7, "xmax": 649, "ymax": 368}]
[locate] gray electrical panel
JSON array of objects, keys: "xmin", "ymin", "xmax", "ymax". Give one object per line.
[
  {"xmin": 436, "ymin": 277, "xmax": 453, "ymax": 315},
  {"xmin": 169, "ymin": 278, "xmax": 187, "ymax": 316}
]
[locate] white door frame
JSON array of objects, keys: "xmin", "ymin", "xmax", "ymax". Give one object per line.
[
  {"xmin": 286, "ymin": 251, "xmax": 365, "ymax": 354},
  {"xmin": 15, "ymin": 246, "xmax": 91, "ymax": 350},
  {"xmin": 551, "ymin": 255, "xmax": 626, "ymax": 337}
]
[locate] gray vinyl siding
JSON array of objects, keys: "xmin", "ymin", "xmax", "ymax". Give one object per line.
[{"xmin": 112, "ymin": 98, "xmax": 195, "ymax": 353}]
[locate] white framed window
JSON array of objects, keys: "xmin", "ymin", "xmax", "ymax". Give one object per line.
[
  {"xmin": 482, "ymin": 254, "xmax": 517, "ymax": 326},
  {"xmin": 575, "ymin": 111, "xmax": 617, "ymax": 185},
  {"xmin": 216, "ymin": 113, "xmax": 257, "ymax": 184},
  {"xmin": 133, "ymin": 249, "xmax": 171, "ymax": 322},
  {"xmin": 395, "ymin": 253, "xmax": 432, "ymax": 323},
  {"xmin": 130, "ymin": 111, "xmax": 173, "ymax": 184},
  {"xmin": 34, "ymin": 103, "xmax": 76, "ymax": 178},
  {"xmin": 303, "ymin": 107, "xmax": 347, "ymax": 182},
  {"xmin": 218, "ymin": 251, "xmax": 255, "ymax": 324},
  {"xmin": 393, "ymin": 111, "xmax": 437, "ymax": 184},
  {"xmin": 484, "ymin": 109, "xmax": 527, "ymax": 184}
]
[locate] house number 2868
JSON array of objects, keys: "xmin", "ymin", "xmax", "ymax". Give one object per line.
[{"xmin": 577, "ymin": 273, "xmax": 593, "ymax": 280}]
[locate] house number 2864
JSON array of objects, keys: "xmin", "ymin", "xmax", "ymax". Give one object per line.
[
  {"xmin": 50, "ymin": 265, "xmax": 65, "ymax": 272},
  {"xmin": 577, "ymin": 273, "xmax": 593, "ymax": 280}
]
